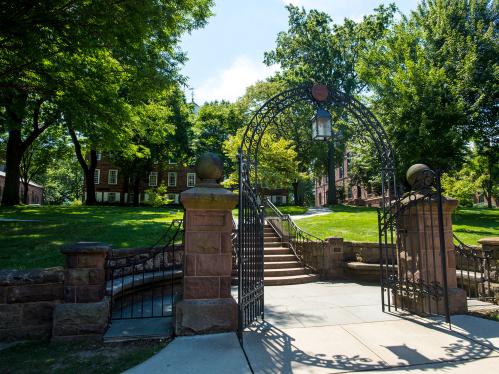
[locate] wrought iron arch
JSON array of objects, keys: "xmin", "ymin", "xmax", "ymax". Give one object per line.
[{"xmin": 236, "ymin": 83, "xmax": 401, "ymax": 339}]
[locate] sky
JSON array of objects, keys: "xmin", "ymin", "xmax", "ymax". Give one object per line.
[{"xmin": 180, "ymin": 0, "xmax": 420, "ymax": 104}]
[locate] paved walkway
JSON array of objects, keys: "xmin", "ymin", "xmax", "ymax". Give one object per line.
[
  {"xmin": 127, "ymin": 282, "xmax": 499, "ymax": 373},
  {"xmin": 291, "ymin": 207, "xmax": 332, "ymax": 220}
]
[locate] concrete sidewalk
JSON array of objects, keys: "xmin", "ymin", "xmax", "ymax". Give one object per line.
[{"xmin": 126, "ymin": 282, "xmax": 498, "ymax": 373}]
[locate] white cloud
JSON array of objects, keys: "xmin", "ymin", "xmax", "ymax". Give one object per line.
[{"xmin": 194, "ymin": 56, "xmax": 278, "ymax": 104}]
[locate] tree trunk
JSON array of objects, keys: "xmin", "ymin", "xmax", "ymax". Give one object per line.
[
  {"xmin": 121, "ymin": 175, "xmax": 128, "ymax": 205},
  {"xmin": 356, "ymin": 184, "xmax": 362, "ymax": 199},
  {"xmin": 292, "ymin": 182, "xmax": 299, "ymax": 206},
  {"xmin": 327, "ymin": 141, "xmax": 337, "ymax": 205},
  {"xmin": 133, "ymin": 176, "xmax": 140, "ymax": 206},
  {"xmin": 84, "ymin": 169, "xmax": 97, "ymax": 205},
  {"xmin": 68, "ymin": 128, "xmax": 97, "ymax": 205},
  {"xmin": 486, "ymin": 154, "xmax": 493, "ymax": 208},
  {"xmin": 1, "ymin": 129, "xmax": 23, "ymax": 206}
]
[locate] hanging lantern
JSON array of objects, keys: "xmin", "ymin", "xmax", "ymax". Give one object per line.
[{"xmin": 311, "ymin": 107, "xmax": 332, "ymax": 140}]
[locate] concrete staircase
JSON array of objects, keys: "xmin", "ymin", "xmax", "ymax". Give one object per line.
[{"xmin": 264, "ymin": 224, "xmax": 319, "ymax": 286}]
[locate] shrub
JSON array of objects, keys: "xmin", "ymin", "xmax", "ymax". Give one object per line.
[{"xmin": 144, "ymin": 184, "xmax": 173, "ymax": 207}]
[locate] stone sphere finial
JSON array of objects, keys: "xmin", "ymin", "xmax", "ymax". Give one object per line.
[
  {"xmin": 195, "ymin": 152, "xmax": 223, "ymax": 185},
  {"xmin": 406, "ymin": 164, "xmax": 435, "ymax": 191}
]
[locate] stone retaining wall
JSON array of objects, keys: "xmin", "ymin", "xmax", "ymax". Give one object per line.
[
  {"xmin": 343, "ymin": 241, "xmax": 396, "ymax": 264},
  {"xmin": 0, "ymin": 267, "xmax": 64, "ymax": 340}
]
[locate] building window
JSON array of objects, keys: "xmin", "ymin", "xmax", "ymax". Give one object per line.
[
  {"xmin": 149, "ymin": 172, "xmax": 158, "ymax": 187},
  {"xmin": 339, "ymin": 165, "xmax": 344, "ymax": 179},
  {"xmin": 168, "ymin": 194, "xmax": 175, "ymax": 202},
  {"xmin": 168, "ymin": 159, "xmax": 176, "ymax": 164},
  {"xmin": 94, "ymin": 169, "xmax": 100, "ymax": 184},
  {"xmin": 168, "ymin": 172, "xmax": 177, "ymax": 187},
  {"xmin": 108, "ymin": 192, "xmax": 116, "ymax": 202},
  {"xmin": 108, "ymin": 169, "xmax": 118, "ymax": 185},
  {"xmin": 187, "ymin": 173, "xmax": 196, "ymax": 187},
  {"xmin": 96, "ymin": 152, "xmax": 101, "ymax": 161},
  {"xmin": 275, "ymin": 195, "xmax": 283, "ymax": 205}
]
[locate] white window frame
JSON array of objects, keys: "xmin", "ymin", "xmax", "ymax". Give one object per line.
[
  {"xmin": 187, "ymin": 173, "xmax": 196, "ymax": 187},
  {"xmin": 168, "ymin": 172, "xmax": 177, "ymax": 187},
  {"xmin": 94, "ymin": 169, "xmax": 100, "ymax": 184},
  {"xmin": 149, "ymin": 172, "xmax": 158, "ymax": 187},
  {"xmin": 96, "ymin": 152, "xmax": 101, "ymax": 161},
  {"xmin": 108, "ymin": 169, "xmax": 118, "ymax": 185},
  {"xmin": 108, "ymin": 192, "xmax": 116, "ymax": 202}
]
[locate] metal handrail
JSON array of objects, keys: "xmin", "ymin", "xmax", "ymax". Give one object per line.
[
  {"xmin": 453, "ymin": 234, "xmax": 496, "ymax": 304},
  {"xmin": 264, "ymin": 197, "xmax": 325, "ymax": 272}
]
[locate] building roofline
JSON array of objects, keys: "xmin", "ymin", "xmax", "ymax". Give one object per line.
[{"xmin": 0, "ymin": 171, "xmax": 43, "ymax": 188}]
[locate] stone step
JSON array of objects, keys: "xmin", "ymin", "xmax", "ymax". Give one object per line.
[
  {"xmin": 263, "ymin": 247, "xmax": 292, "ymax": 255},
  {"xmin": 265, "ymin": 273, "xmax": 320, "ymax": 286},
  {"xmin": 264, "ymin": 242, "xmax": 284, "ymax": 248},
  {"xmin": 264, "ymin": 236, "xmax": 280, "ymax": 242},
  {"xmin": 264, "ymin": 267, "xmax": 306, "ymax": 277},
  {"xmin": 264, "ymin": 254, "xmax": 297, "ymax": 262},
  {"xmin": 265, "ymin": 261, "xmax": 302, "ymax": 269}
]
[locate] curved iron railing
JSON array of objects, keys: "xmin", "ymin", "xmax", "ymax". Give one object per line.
[
  {"xmin": 106, "ymin": 219, "xmax": 184, "ymax": 320},
  {"xmin": 263, "ymin": 197, "xmax": 325, "ymax": 272},
  {"xmin": 454, "ymin": 234, "xmax": 496, "ymax": 304}
]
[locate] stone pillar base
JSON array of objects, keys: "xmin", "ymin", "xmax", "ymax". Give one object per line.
[
  {"xmin": 51, "ymin": 299, "xmax": 110, "ymax": 342},
  {"xmin": 175, "ymin": 298, "xmax": 237, "ymax": 336},
  {"xmin": 396, "ymin": 287, "xmax": 467, "ymax": 316}
]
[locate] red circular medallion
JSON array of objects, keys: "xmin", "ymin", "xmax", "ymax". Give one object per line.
[{"xmin": 311, "ymin": 84, "xmax": 329, "ymax": 102}]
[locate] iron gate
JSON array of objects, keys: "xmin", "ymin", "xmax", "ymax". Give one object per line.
[
  {"xmin": 379, "ymin": 168, "xmax": 451, "ymax": 322},
  {"xmin": 237, "ymin": 151, "xmax": 264, "ymax": 340},
  {"xmin": 106, "ymin": 219, "xmax": 184, "ymax": 320}
]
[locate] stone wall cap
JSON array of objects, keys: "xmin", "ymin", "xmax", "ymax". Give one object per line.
[
  {"xmin": 61, "ymin": 242, "xmax": 111, "ymax": 255},
  {"xmin": 0, "ymin": 267, "xmax": 64, "ymax": 286},
  {"xmin": 181, "ymin": 186, "xmax": 238, "ymax": 210},
  {"xmin": 477, "ymin": 237, "xmax": 499, "ymax": 246}
]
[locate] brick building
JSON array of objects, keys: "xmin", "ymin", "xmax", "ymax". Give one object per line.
[
  {"xmin": 84, "ymin": 153, "xmax": 197, "ymax": 204},
  {"xmin": 85, "ymin": 153, "xmax": 289, "ymax": 205},
  {"xmin": 0, "ymin": 170, "xmax": 43, "ymax": 204},
  {"xmin": 315, "ymin": 152, "xmax": 376, "ymax": 207}
]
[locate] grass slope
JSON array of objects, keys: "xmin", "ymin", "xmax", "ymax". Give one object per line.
[
  {"xmin": 297, "ymin": 205, "xmax": 498, "ymax": 245},
  {"xmin": 0, "ymin": 206, "xmax": 183, "ymax": 269},
  {"xmin": 0, "ymin": 339, "xmax": 168, "ymax": 374}
]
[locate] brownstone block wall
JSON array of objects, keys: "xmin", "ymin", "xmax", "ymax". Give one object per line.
[
  {"xmin": 183, "ymin": 210, "xmax": 234, "ymax": 300},
  {"xmin": 0, "ymin": 268, "xmax": 64, "ymax": 341}
]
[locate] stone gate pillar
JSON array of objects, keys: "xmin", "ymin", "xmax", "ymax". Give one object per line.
[
  {"xmin": 398, "ymin": 164, "xmax": 467, "ymax": 315},
  {"xmin": 175, "ymin": 153, "xmax": 238, "ymax": 335}
]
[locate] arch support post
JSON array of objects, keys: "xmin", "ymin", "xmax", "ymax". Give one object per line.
[
  {"xmin": 397, "ymin": 195, "xmax": 467, "ymax": 316},
  {"xmin": 176, "ymin": 153, "xmax": 238, "ymax": 336}
]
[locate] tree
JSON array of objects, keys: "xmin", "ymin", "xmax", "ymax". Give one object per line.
[
  {"xmin": 223, "ymin": 128, "xmax": 300, "ymax": 191},
  {"xmin": 192, "ymin": 101, "xmax": 245, "ymax": 174},
  {"xmin": 19, "ymin": 125, "xmax": 67, "ymax": 204},
  {"xmin": 412, "ymin": 0, "xmax": 498, "ymax": 204},
  {"xmin": 110, "ymin": 85, "xmax": 193, "ymax": 206},
  {"xmin": 0, "ymin": 0, "xmax": 213, "ymax": 206},
  {"xmin": 263, "ymin": 4, "xmax": 396, "ymax": 203},
  {"xmin": 358, "ymin": 20, "xmax": 468, "ymax": 178},
  {"xmin": 41, "ymin": 152, "xmax": 83, "ymax": 205},
  {"xmin": 441, "ymin": 147, "xmax": 497, "ymax": 207}
]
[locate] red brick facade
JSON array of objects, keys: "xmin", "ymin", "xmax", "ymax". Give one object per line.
[
  {"xmin": 84, "ymin": 154, "xmax": 197, "ymax": 204},
  {"xmin": 0, "ymin": 171, "xmax": 43, "ymax": 205},
  {"xmin": 315, "ymin": 153, "xmax": 374, "ymax": 207}
]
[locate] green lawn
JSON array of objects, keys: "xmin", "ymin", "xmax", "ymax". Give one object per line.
[
  {"xmin": 1, "ymin": 204, "xmax": 496, "ymax": 269},
  {"xmin": 0, "ymin": 339, "xmax": 168, "ymax": 374},
  {"xmin": 0, "ymin": 206, "xmax": 183, "ymax": 269},
  {"xmin": 297, "ymin": 205, "xmax": 498, "ymax": 245},
  {"xmin": 297, "ymin": 205, "xmax": 380, "ymax": 242}
]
